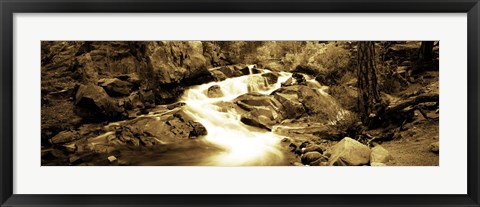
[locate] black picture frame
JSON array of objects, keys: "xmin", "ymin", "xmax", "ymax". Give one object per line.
[{"xmin": 1, "ymin": 0, "xmax": 479, "ymax": 206}]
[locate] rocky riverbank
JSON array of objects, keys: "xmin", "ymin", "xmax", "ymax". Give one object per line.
[{"xmin": 41, "ymin": 41, "xmax": 439, "ymax": 166}]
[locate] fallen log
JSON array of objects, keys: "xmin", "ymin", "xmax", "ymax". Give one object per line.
[{"xmin": 385, "ymin": 93, "xmax": 439, "ymax": 114}]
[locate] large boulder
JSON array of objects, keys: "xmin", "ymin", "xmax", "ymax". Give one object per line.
[
  {"xmin": 74, "ymin": 84, "xmax": 123, "ymax": 119},
  {"xmin": 99, "ymin": 78, "xmax": 133, "ymax": 96},
  {"xmin": 326, "ymin": 137, "xmax": 371, "ymax": 166}
]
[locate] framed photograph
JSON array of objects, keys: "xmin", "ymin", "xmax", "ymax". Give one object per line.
[{"xmin": 1, "ymin": 0, "xmax": 479, "ymax": 206}]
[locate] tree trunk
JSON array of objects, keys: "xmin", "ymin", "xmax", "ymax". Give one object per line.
[
  {"xmin": 419, "ymin": 41, "xmax": 434, "ymax": 62},
  {"xmin": 357, "ymin": 41, "xmax": 380, "ymax": 124}
]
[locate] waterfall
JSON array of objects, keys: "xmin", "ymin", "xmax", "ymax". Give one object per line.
[{"xmin": 180, "ymin": 68, "xmax": 292, "ymax": 166}]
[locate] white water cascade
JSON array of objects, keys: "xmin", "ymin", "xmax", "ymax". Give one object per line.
[{"xmin": 180, "ymin": 67, "xmax": 292, "ymax": 166}]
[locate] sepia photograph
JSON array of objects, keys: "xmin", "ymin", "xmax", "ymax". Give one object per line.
[{"xmin": 41, "ymin": 41, "xmax": 439, "ymax": 166}]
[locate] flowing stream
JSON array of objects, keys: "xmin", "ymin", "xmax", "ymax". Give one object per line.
[{"xmin": 180, "ymin": 67, "xmax": 292, "ymax": 166}]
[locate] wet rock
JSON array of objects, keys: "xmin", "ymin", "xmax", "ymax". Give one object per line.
[
  {"xmin": 429, "ymin": 141, "xmax": 439, "ymax": 153},
  {"xmin": 246, "ymin": 75, "xmax": 270, "ymax": 92},
  {"xmin": 207, "ymin": 85, "xmax": 223, "ymax": 98},
  {"xmin": 261, "ymin": 72, "xmax": 279, "ymax": 85},
  {"xmin": 292, "ymin": 73, "xmax": 307, "ymax": 85},
  {"xmin": 189, "ymin": 121, "xmax": 208, "ymax": 138},
  {"xmin": 301, "ymin": 151, "xmax": 323, "ymax": 165},
  {"xmin": 50, "ymin": 130, "xmax": 80, "ymax": 145},
  {"xmin": 326, "ymin": 137, "xmax": 371, "ymax": 166},
  {"xmin": 370, "ymin": 145, "xmax": 393, "ymax": 164},
  {"xmin": 99, "ymin": 78, "xmax": 133, "ymax": 96},
  {"xmin": 240, "ymin": 65, "xmax": 262, "ymax": 75},
  {"xmin": 74, "ymin": 83, "xmax": 123, "ymax": 119},
  {"xmin": 281, "ymin": 77, "xmax": 294, "ymax": 87}
]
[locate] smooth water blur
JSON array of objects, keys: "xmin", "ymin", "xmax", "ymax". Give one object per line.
[{"xmin": 180, "ymin": 68, "xmax": 292, "ymax": 166}]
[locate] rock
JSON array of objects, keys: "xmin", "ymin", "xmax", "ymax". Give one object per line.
[
  {"xmin": 207, "ymin": 85, "xmax": 223, "ymax": 98},
  {"xmin": 147, "ymin": 41, "xmax": 209, "ymax": 85},
  {"xmin": 281, "ymin": 77, "xmax": 294, "ymax": 87},
  {"xmin": 371, "ymin": 162, "xmax": 387, "ymax": 166},
  {"xmin": 293, "ymin": 162, "xmax": 304, "ymax": 166},
  {"xmin": 116, "ymin": 73, "xmax": 141, "ymax": 86},
  {"xmin": 261, "ymin": 72, "xmax": 279, "ymax": 85},
  {"xmin": 370, "ymin": 145, "xmax": 393, "ymax": 164},
  {"xmin": 288, "ymin": 143, "xmax": 297, "ymax": 152},
  {"xmin": 127, "ymin": 109, "xmax": 141, "ymax": 119},
  {"xmin": 236, "ymin": 93, "xmax": 279, "ymax": 108},
  {"xmin": 42, "ymin": 149, "xmax": 67, "ymax": 160},
  {"xmin": 303, "ymin": 145, "xmax": 324, "ymax": 154},
  {"xmin": 68, "ymin": 155, "xmax": 82, "ymax": 164},
  {"xmin": 327, "ymin": 137, "xmax": 371, "ymax": 166},
  {"xmin": 210, "ymin": 70, "xmax": 227, "ymax": 81},
  {"xmin": 246, "ymin": 75, "xmax": 270, "ymax": 92},
  {"xmin": 140, "ymin": 137, "xmax": 156, "ymax": 147},
  {"xmin": 107, "ymin": 155, "xmax": 117, "ymax": 163},
  {"xmin": 273, "ymin": 92, "xmax": 305, "ymax": 119},
  {"xmin": 240, "ymin": 112, "xmax": 276, "ymax": 131},
  {"xmin": 140, "ymin": 90, "xmax": 155, "ymax": 108},
  {"xmin": 281, "ymin": 137, "xmax": 291, "ymax": 143},
  {"xmin": 240, "ymin": 65, "xmax": 262, "ymax": 75},
  {"xmin": 189, "ymin": 121, "xmax": 208, "ymax": 138},
  {"xmin": 167, "ymin": 102, "xmax": 186, "ymax": 110},
  {"xmin": 429, "ymin": 142, "xmax": 439, "ymax": 153},
  {"xmin": 218, "ymin": 65, "xmax": 243, "ymax": 78},
  {"xmin": 301, "ymin": 151, "xmax": 323, "ymax": 165},
  {"xmin": 99, "ymin": 78, "xmax": 133, "ymax": 96},
  {"xmin": 62, "ymin": 143, "xmax": 77, "ymax": 153},
  {"xmin": 50, "ymin": 130, "xmax": 79, "ymax": 144},
  {"xmin": 292, "ymin": 73, "xmax": 307, "ymax": 85},
  {"xmin": 75, "ymin": 83, "xmax": 123, "ymax": 119},
  {"xmin": 126, "ymin": 91, "xmax": 144, "ymax": 110}
]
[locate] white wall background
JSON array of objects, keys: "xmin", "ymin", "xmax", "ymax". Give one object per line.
[{"xmin": 13, "ymin": 13, "xmax": 467, "ymax": 194}]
